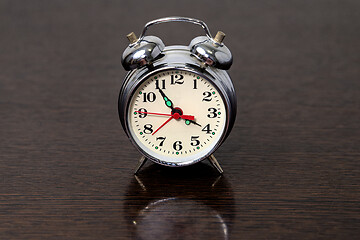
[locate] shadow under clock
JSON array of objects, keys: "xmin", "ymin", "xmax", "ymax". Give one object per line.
[{"xmin": 123, "ymin": 163, "xmax": 235, "ymax": 239}]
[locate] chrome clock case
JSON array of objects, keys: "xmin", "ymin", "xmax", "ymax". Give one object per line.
[{"xmin": 118, "ymin": 17, "xmax": 236, "ymax": 174}]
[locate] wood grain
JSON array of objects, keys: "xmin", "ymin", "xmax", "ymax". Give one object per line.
[{"xmin": 0, "ymin": 0, "xmax": 359, "ymax": 239}]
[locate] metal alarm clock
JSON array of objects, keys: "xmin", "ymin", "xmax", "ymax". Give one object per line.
[{"xmin": 118, "ymin": 17, "xmax": 236, "ymax": 174}]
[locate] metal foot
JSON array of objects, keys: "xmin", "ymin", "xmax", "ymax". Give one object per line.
[
  {"xmin": 208, "ymin": 154, "xmax": 224, "ymax": 174},
  {"xmin": 134, "ymin": 156, "xmax": 147, "ymax": 175},
  {"xmin": 134, "ymin": 175, "xmax": 147, "ymax": 191},
  {"xmin": 211, "ymin": 175, "xmax": 223, "ymax": 187}
]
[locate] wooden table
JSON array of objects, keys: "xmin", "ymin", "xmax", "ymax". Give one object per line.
[{"xmin": 1, "ymin": 0, "xmax": 359, "ymax": 239}]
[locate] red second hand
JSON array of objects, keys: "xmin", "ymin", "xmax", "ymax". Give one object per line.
[
  {"xmin": 152, "ymin": 116, "xmax": 173, "ymax": 135},
  {"xmin": 135, "ymin": 111, "xmax": 194, "ymax": 120},
  {"xmin": 135, "ymin": 111, "xmax": 172, "ymax": 117}
]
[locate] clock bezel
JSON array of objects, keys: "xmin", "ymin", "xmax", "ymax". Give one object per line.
[{"xmin": 119, "ymin": 63, "xmax": 234, "ymax": 167}]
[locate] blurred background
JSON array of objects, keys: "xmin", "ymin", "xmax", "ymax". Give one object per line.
[{"xmin": 0, "ymin": 0, "xmax": 359, "ymax": 239}]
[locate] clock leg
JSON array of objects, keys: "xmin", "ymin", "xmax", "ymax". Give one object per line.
[
  {"xmin": 208, "ymin": 154, "xmax": 224, "ymax": 174},
  {"xmin": 134, "ymin": 156, "xmax": 147, "ymax": 175},
  {"xmin": 134, "ymin": 175, "xmax": 147, "ymax": 191}
]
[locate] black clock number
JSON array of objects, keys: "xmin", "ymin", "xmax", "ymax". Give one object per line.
[
  {"xmin": 193, "ymin": 79, "xmax": 197, "ymax": 89},
  {"xmin": 155, "ymin": 79, "xmax": 166, "ymax": 90},
  {"xmin": 207, "ymin": 108, "xmax": 217, "ymax": 118},
  {"xmin": 190, "ymin": 136, "xmax": 200, "ymax": 146},
  {"xmin": 170, "ymin": 74, "xmax": 184, "ymax": 85},
  {"xmin": 202, "ymin": 124, "xmax": 212, "ymax": 134},
  {"xmin": 138, "ymin": 108, "xmax": 147, "ymax": 118},
  {"xmin": 202, "ymin": 91, "xmax": 212, "ymax": 101},
  {"xmin": 173, "ymin": 141, "xmax": 183, "ymax": 151},
  {"xmin": 156, "ymin": 137, "xmax": 166, "ymax": 146},
  {"xmin": 143, "ymin": 124, "xmax": 153, "ymax": 134},
  {"xmin": 143, "ymin": 92, "xmax": 156, "ymax": 102}
]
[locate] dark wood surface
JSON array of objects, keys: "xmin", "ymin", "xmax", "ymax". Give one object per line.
[{"xmin": 1, "ymin": 0, "xmax": 359, "ymax": 239}]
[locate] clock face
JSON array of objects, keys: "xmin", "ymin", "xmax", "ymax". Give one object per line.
[{"xmin": 127, "ymin": 69, "xmax": 227, "ymax": 166}]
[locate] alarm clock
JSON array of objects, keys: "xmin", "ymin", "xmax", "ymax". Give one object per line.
[{"xmin": 118, "ymin": 17, "xmax": 236, "ymax": 174}]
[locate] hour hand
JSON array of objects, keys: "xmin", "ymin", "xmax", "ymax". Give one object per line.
[
  {"xmin": 157, "ymin": 88, "xmax": 174, "ymax": 110},
  {"xmin": 187, "ymin": 120, "xmax": 201, "ymax": 127}
]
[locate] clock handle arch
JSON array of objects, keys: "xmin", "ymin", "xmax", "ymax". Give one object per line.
[
  {"xmin": 136, "ymin": 16, "xmax": 229, "ymax": 47},
  {"xmin": 122, "ymin": 16, "xmax": 232, "ymax": 71},
  {"xmin": 138, "ymin": 16, "xmax": 213, "ymax": 42}
]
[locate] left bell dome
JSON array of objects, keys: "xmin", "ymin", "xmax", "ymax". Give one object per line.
[{"xmin": 121, "ymin": 36, "xmax": 165, "ymax": 71}]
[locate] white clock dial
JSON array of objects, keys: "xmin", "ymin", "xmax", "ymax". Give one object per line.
[{"xmin": 127, "ymin": 70, "xmax": 227, "ymax": 166}]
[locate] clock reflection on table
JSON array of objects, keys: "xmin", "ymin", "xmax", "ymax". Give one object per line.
[{"xmin": 124, "ymin": 163, "xmax": 235, "ymax": 239}]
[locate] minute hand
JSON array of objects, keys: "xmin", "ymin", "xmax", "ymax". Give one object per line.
[{"xmin": 158, "ymin": 88, "xmax": 174, "ymax": 110}]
